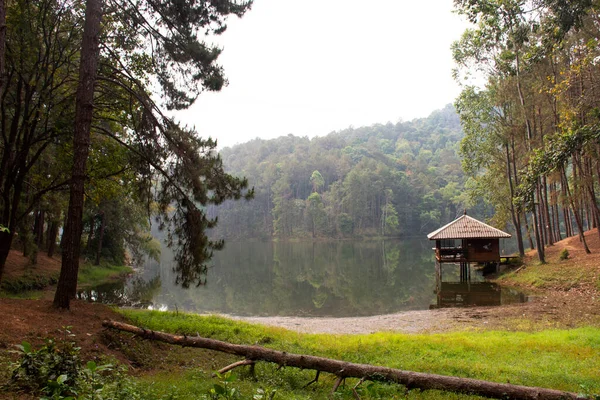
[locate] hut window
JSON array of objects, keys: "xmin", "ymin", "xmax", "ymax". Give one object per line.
[{"xmin": 440, "ymin": 239, "xmax": 456, "ymax": 249}]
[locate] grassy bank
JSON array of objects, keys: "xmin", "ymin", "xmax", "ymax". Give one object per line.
[
  {"xmin": 496, "ymin": 231, "xmax": 600, "ymax": 294},
  {"xmin": 0, "ymin": 250, "xmax": 132, "ymax": 298},
  {"xmin": 77, "ymin": 262, "xmax": 132, "ymax": 288},
  {"xmin": 3, "ymin": 230, "xmax": 600, "ymax": 399},
  {"xmin": 117, "ymin": 309, "xmax": 600, "ymax": 399}
]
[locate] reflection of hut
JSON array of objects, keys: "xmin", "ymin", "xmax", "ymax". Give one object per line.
[
  {"xmin": 427, "ymin": 211, "xmax": 511, "ymax": 282},
  {"xmin": 435, "ymin": 282, "xmax": 501, "ymax": 308}
]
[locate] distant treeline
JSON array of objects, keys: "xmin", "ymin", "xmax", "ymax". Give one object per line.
[{"xmin": 207, "ymin": 105, "xmax": 485, "ymax": 239}]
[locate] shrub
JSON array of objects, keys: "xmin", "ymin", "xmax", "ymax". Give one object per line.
[
  {"xmin": 10, "ymin": 339, "xmax": 80, "ymax": 394},
  {"xmin": 8, "ymin": 329, "xmax": 146, "ymax": 399},
  {"xmin": 559, "ymin": 248, "xmax": 569, "ymax": 260}
]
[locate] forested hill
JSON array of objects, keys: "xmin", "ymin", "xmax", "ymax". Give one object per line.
[{"xmin": 208, "ymin": 104, "xmax": 473, "ymax": 240}]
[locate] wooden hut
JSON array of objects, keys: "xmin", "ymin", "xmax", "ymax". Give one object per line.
[{"xmin": 427, "ymin": 212, "xmax": 511, "ymax": 281}]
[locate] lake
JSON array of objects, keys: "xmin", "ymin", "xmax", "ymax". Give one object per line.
[{"xmin": 78, "ymin": 239, "xmax": 525, "ymax": 317}]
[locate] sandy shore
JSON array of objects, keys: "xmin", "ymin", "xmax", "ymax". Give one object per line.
[
  {"xmin": 230, "ymin": 308, "xmax": 476, "ymax": 334},
  {"xmin": 228, "ymin": 289, "xmax": 600, "ymax": 334}
]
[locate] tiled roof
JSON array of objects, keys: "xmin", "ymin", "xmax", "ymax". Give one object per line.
[{"xmin": 427, "ymin": 214, "xmax": 511, "ymax": 240}]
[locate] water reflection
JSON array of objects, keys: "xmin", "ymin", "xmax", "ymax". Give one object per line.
[
  {"xmin": 432, "ymin": 282, "xmax": 526, "ymax": 309},
  {"xmin": 77, "ymin": 276, "xmax": 161, "ymax": 308},
  {"xmin": 78, "ymin": 239, "xmax": 525, "ymax": 317}
]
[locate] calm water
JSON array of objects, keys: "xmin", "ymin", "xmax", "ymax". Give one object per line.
[{"xmin": 78, "ymin": 239, "xmax": 525, "ymax": 317}]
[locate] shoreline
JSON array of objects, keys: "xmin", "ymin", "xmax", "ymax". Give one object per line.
[{"xmin": 227, "ymin": 307, "xmax": 489, "ymax": 334}]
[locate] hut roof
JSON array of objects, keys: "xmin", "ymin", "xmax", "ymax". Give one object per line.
[{"xmin": 427, "ymin": 214, "xmax": 511, "ymax": 240}]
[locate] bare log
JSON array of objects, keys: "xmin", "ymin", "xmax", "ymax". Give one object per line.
[
  {"xmin": 102, "ymin": 320, "xmax": 586, "ymax": 400},
  {"xmin": 216, "ymin": 359, "xmax": 255, "ymax": 376}
]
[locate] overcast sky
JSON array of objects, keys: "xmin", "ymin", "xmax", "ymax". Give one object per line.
[{"xmin": 176, "ymin": 0, "xmax": 469, "ymax": 149}]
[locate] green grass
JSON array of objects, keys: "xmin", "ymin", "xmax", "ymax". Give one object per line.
[
  {"xmin": 119, "ymin": 309, "xmax": 600, "ymax": 399},
  {"xmin": 497, "ymin": 261, "xmax": 590, "ymax": 290},
  {"xmin": 77, "ymin": 262, "xmax": 132, "ymax": 288},
  {"xmin": 0, "ymin": 273, "xmax": 58, "ymax": 294},
  {"xmin": 0, "ymin": 289, "xmax": 46, "ymax": 299}
]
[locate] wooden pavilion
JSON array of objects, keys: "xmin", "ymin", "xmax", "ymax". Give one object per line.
[{"xmin": 427, "ymin": 211, "xmax": 511, "ymax": 282}]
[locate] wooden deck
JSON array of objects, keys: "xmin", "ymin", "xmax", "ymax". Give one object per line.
[{"xmin": 434, "ymin": 248, "xmax": 467, "ymax": 263}]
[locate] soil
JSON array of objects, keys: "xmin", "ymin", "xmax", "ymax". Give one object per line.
[
  {"xmin": 0, "ymin": 298, "xmax": 129, "ymax": 363},
  {"xmin": 1, "ymin": 230, "xmax": 599, "ymax": 369}
]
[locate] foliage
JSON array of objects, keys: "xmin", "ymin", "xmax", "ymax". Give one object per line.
[
  {"xmin": 204, "ymin": 372, "xmax": 277, "ymax": 400},
  {"xmin": 559, "ymin": 248, "xmax": 570, "ymax": 260},
  {"xmin": 9, "ymin": 331, "xmax": 146, "ymax": 399},
  {"xmin": 452, "ymin": 0, "xmax": 600, "ymax": 258},
  {"xmin": 10, "ymin": 337, "xmax": 80, "ymax": 394},
  {"xmin": 77, "ymin": 262, "xmax": 133, "ymax": 288},
  {"xmin": 209, "ymin": 106, "xmax": 484, "ymax": 240},
  {"xmin": 0, "ymin": 0, "xmax": 255, "ymax": 290}
]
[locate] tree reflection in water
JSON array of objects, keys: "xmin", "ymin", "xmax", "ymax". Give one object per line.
[{"xmin": 79, "ymin": 239, "xmax": 524, "ymax": 317}]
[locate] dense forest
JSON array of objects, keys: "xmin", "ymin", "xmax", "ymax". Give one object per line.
[
  {"xmin": 452, "ymin": 0, "xmax": 600, "ymax": 262},
  {"xmin": 207, "ymin": 105, "xmax": 479, "ymax": 240}
]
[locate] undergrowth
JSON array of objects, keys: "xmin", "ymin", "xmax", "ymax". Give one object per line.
[{"xmin": 77, "ymin": 262, "xmax": 132, "ymax": 288}]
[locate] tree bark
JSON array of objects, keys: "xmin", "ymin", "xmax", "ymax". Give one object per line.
[
  {"xmin": 523, "ymin": 212, "xmax": 535, "ymax": 250},
  {"xmin": 47, "ymin": 221, "xmax": 58, "ymax": 258},
  {"xmin": 505, "ymin": 143, "xmax": 524, "ymax": 257},
  {"xmin": 561, "ymin": 168, "xmax": 590, "ymax": 253},
  {"xmin": 0, "ymin": 0, "xmax": 5, "ymax": 95},
  {"xmin": 532, "ymin": 196, "xmax": 545, "ymax": 263},
  {"xmin": 94, "ymin": 211, "xmax": 104, "ymax": 265},
  {"xmin": 54, "ymin": 0, "xmax": 103, "ymax": 309},
  {"xmin": 86, "ymin": 215, "xmax": 95, "ymax": 254},
  {"xmin": 34, "ymin": 210, "xmax": 45, "ymax": 248},
  {"xmin": 103, "ymin": 320, "xmax": 584, "ymax": 400},
  {"xmin": 541, "ymin": 176, "xmax": 553, "ymax": 246}
]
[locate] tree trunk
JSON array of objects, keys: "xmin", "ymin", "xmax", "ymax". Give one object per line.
[
  {"xmin": 0, "ymin": 0, "xmax": 5, "ymax": 95},
  {"xmin": 523, "ymin": 213, "xmax": 535, "ymax": 250},
  {"xmin": 562, "ymin": 168, "xmax": 590, "ymax": 253},
  {"xmin": 54, "ymin": 0, "xmax": 103, "ymax": 310},
  {"xmin": 505, "ymin": 143, "xmax": 524, "ymax": 256},
  {"xmin": 541, "ymin": 176, "xmax": 553, "ymax": 246},
  {"xmin": 103, "ymin": 320, "xmax": 585, "ymax": 400},
  {"xmin": 47, "ymin": 221, "xmax": 58, "ymax": 258},
  {"xmin": 86, "ymin": 215, "xmax": 95, "ymax": 254},
  {"xmin": 532, "ymin": 199, "xmax": 545, "ymax": 263},
  {"xmin": 551, "ymin": 182, "xmax": 562, "ymax": 242},
  {"xmin": 35, "ymin": 210, "xmax": 45, "ymax": 248},
  {"xmin": 0, "ymin": 230, "xmax": 11, "ymax": 283},
  {"xmin": 94, "ymin": 211, "xmax": 104, "ymax": 265}
]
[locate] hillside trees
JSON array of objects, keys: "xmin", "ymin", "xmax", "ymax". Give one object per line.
[
  {"xmin": 452, "ymin": 0, "xmax": 600, "ymax": 258},
  {"xmin": 208, "ymin": 106, "xmax": 474, "ymax": 240}
]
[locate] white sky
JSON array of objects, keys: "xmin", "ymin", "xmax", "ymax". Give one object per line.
[{"xmin": 176, "ymin": 0, "xmax": 469, "ymax": 149}]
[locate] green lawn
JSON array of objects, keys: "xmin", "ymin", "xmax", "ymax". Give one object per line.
[{"xmin": 120, "ymin": 309, "xmax": 600, "ymax": 399}]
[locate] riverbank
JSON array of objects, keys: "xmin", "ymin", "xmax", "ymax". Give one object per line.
[
  {"xmin": 230, "ymin": 229, "xmax": 600, "ymax": 334},
  {"xmin": 0, "ymin": 250, "xmax": 132, "ymax": 298},
  {"xmin": 2, "ymin": 229, "xmax": 600, "ymax": 337},
  {"xmin": 1, "ymin": 231, "xmax": 600, "ymax": 398}
]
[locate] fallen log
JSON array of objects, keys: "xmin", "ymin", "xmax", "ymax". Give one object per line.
[{"xmin": 103, "ymin": 320, "xmax": 585, "ymax": 400}]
